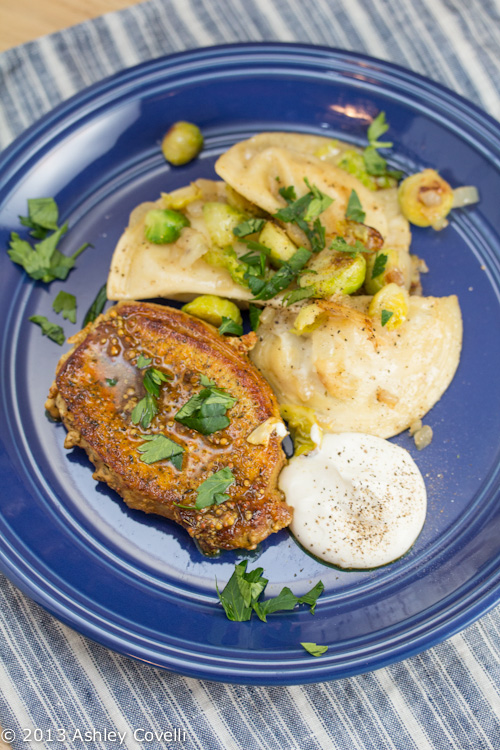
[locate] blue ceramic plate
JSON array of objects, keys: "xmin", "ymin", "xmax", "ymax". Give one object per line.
[{"xmin": 1, "ymin": 44, "xmax": 500, "ymax": 685}]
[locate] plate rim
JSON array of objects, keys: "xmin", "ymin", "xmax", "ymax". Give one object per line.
[
  {"xmin": 2, "ymin": 41, "xmax": 500, "ymax": 173},
  {"xmin": 1, "ymin": 41, "xmax": 500, "ymax": 684}
]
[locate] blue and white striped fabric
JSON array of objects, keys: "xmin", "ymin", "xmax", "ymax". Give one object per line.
[{"xmin": 1, "ymin": 1, "xmax": 500, "ymax": 748}]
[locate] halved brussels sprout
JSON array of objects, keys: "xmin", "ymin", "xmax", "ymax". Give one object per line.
[
  {"xmin": 299, "ymin": 248, "xmax": 366, "ymax": 297},
  {"xmin": 341, "ymin": 219, "xmax": 384, "ymax": 252},
  {"xmin": 398, "ymin": 169, "xmax": 453, "ymax": 229},
  {"xmin": 258, "ymin": 221, "xmax": 298, "ymax": 264},
  {"xmin": 280, "ymin": 403, "xmax": 322, "ymax": 457},
  {"xmin": 290, "ymin": 303, "xmax": 325, "ymax": 335},
  {"xmin": 313, "ymin": 139, "xmax": 342, "ymax": 161},
  {"xmin": 337, "ymin": 148, "xmax": 400, "ymax": 191},
  {"xmin": 225, "ymin": 185, "xmax": 266, "ymax": 217},
  {"xmin": 162, "ymin": 184, "xmax": 202, "ymax": 210},
  {"xmin": 182, "ymin": 295, "xmax": 242, "ymax": 327},
  {"xmin": 202, "ymin": 202, "xmax": 247, "ymax": 246},
  {"xmin": 203, "ymin": 245, "xmax": 249, "ymax": 288},
  {"xmin": 337, "ymin": 148, "xmax": 379, "ymax": 191},
  {"xmin": 365, "ymin": 248, "xmax": 408, "ymax": 295},
  {"xmin": 368, "ymin": 282, "xmax": 409, "ymax": 330},
  {"xmin": 144, "ymin": 209, "xmax": 190, "ymax": 244}
]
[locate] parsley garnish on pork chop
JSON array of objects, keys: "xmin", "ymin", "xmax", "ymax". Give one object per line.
[{"xmin": 175, "ymin": 377, "xmax": 237, "ymax": 435}]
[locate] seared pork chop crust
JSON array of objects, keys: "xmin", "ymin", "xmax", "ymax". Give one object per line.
[{"xmin": 47, "ymin": 301, "xmax": 291, "ymax": 553}]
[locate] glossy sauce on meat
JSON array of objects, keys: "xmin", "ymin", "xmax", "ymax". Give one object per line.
[{"xmin": 47, "ymin": 302, "xmax": 291, "ymax": 554}]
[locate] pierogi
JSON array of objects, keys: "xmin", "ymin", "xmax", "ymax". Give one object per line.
[
  {"xmin": 107, "ymin": 179, "xmax": 254, "ymax": 302},
  {"xmin": 249, "ymin": 295, "xmax": 462, "ymax": 439},
  {"xmin": 215, "ymin": 132, "xmax": 411, "ymax": 259},
  {"xmin": 108, "ymin": 133, "xmax": 413, "ymax": 302},
  {"xmin": 106, "ymin": 131, "xmax": 463, "ymax": 439}
]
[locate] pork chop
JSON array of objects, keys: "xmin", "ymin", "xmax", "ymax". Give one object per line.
[{"xmin": 46, "ymin": 301, "xmax": 291, "ymax": 553}]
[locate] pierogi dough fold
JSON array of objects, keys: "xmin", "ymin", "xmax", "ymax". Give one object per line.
[
  {"xmin": 250, "ymin": 295, "xmax": 462, "ymax": 439},
  {"xmin": 215, "ymin": 132, "xmax": 411, "ymax": 255},
  {"xmin": 108, "ymin": 133, "xmax": 412, "ymax": 304},
  {"xmin": 107, "ymin": 179, "xmax": 253, "ymax": 302}
]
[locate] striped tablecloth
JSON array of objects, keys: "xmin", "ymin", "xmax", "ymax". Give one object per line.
[{"xmin": 1, "ymin": 1, "xmax": 500, "ymax": 748}]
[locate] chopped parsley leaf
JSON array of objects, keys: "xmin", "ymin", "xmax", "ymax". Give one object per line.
[
  {"xmin": 302, "ymin": 178, "xmax": 333, "ymax": 221},
  {"xmin": 248, "ymin": 303, "xmax": 262, "ymax": 331},
  {"xmin": 29, "ymin": 315, "xmax": 65, "ymax": 345},
  {"xmin": 8, "ymin": 226, "xmax": 89, "ymax": 283},
  {"xmin": 50, "ymin": 242, "xmax": 91, "ymax": 282},
  {"xmin": 175, "ymin": 380, "xmax": 236, "ymax": 435},
  {"xmin": 275, "ymin": 180, "xmax": 331, "ymax": 254},
  {"xmin": 329, "ymin": 236, "xmax": 366, "ymax": 257},
  {"xmin": 131, "ymin": 364, "xmax": 171, "ymax": 429},
  {"xmin": 136, "ymin": 354, "xmax": 153, "ymax": 369},
  {"xmin": 195, "ymin": 467, "xmax": 235, "ymax": 509},
  {"xmin": 217, "ymin": 561, "xmax": 324, "ymax": 622},
  {"xmin": 218, "ymin": 317, "xmax": 243, "ymax": 336},
  {"xmin": 345, "ymin": 189, "xmax": 366, "ymax": 223},
  {"xmin": 311, "ymin": 217, "xmax": 326, "ymax": 253},
  {"xmin": 200, "ymin": 374, "xmax": 215, "ymax": 387},
  {"xmin": 246, "ymin": 274, "xmax": 267, "ymax": 297},
  {"xmin": 8, "ymin": 197, "xmax": 90, "ymax": 283},
  {"xmin": 131, "ymin": 393, "xmax": 158, "ymax": 429},
  {"xmin": 242, "ymin": 240, "xmax": 272, "ymax": 256},
  {"xmin": 240, "ymin": 241, "xmax": 271, "ymax": 277},
  {"xmin": 274, "ymin": 189, "xmax": 315, "ymax": 225},
  {"xmin": 8, "ymin": 225, "xmax": 65, "ymax": 281},
  {"xmin": 371, "ymin": 252, "xmax": 388, "ymax": 279},
  {"xmin": 285, "ymin": 286, "xmax": 316, "ymax": 306},
  {"xmin": 232, "ymin": 218, "xmax": 266, "ymax": 238},
  {"xmin": 381, "ymin": 309, "xmax": 394, "ymax": 327},
  {"xmin": 19, "ymin": 198, "xmax": 59, "ymax": 238},
  {"xmin": 137, "ymin": 433, "xmax": 184, "ymax": 469},
  {"xmin": 367, "ymin": 111, "xmax": 392, "ymax": 149},
  {"xmin": 278, "ymin": 185, "xmax": 296, "ymax": 202},
  {"xmin": 143, "ymin": 367, "xmax": 171, "ymax": 397},
  {"xmin": 217, "ymin": 562, "xmax": 268, "ymax": 621},
  {"xmin": 106, "ymin": 378, "xmax": 118, "ymax": 387},
  {"xmin": 363, "ymin": 145, "xmax": 389, "ymax": 176},
  {"xmin": 52, "ymin": 290, "xmax": 77, "ymax": 324},
  {"xmin": 250, "ymin": 246, "xmax": 312, "ymax": 301},
  {"xmin": 301, "ymin": 642, "xmax": 329, "ymax": 657},
  {"xmin": 252, "ymin": 586, "xmax": 310, "ymax": 621},
  {"xmin": 360, "ymin": 112, "xmax": 404, "ymax": 185}
]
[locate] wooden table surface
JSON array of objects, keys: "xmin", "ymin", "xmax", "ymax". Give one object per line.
[{"xmin": 0, "ymin": 0, "xmax": 143, "ymax": 52}]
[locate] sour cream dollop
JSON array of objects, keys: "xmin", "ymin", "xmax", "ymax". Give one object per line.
[{"xmin": 279, "ymin": 433, "xmax": 427, "ymax": 569}]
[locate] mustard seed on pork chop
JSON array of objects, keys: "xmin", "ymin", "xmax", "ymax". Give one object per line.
[{"xmin": 46, "ymin": 301, "xmax": 291, "ymax": 553}]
